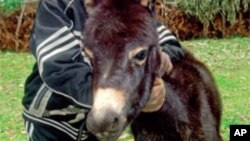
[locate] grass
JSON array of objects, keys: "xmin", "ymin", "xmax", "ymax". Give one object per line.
[
  {"xmin": 183, "ymin": 36, "xmax": 250, "ymax": 140},
  {"xmin": 0, "ymin": 52, "xmax": 34, "ymax": 140},
  {"xmin": 0, "ymin": 36, "xmax": 250, "ymax": 141}
]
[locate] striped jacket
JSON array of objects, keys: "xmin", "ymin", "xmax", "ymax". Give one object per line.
[{"xmin": 22, "ymin": 0, "xmax": 184, "ymax": 140}]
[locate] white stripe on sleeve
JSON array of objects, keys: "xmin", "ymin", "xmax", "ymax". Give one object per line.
[
  {"xmin": 159, "ymin": 36, "xmax": 177, "ymax": 44},
  {"xmin": 39, "ymin": 40, "xmax": 79, "ymax": 74},
  {"xmin": 157, "ymin": 25, "xmax": 166, "ymax": 33},
  {"xmin": 23, "ymin": 111, "xmax": 78, "ymax": 140},
  {"xmin": 73, "ymin": 31, "xmax": 84, "ymax": 39},
  {"xmin": 28, "ymin": 123, "xmax": 34, "ymax": 139},
  {"xmin": 159, "ymin": 30, "xmax": 171, "ymax": 39},
  {"xmin": 37, "ymin": 33, "xmax": 74, "ymax": 62},
  {"xmin": 36, "ymin": 26, "xmax": 69, "ymax": 54}
]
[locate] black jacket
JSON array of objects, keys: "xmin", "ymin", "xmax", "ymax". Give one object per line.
[{"xmin": 22, "ymin": 0, "xmax": 184, "ymax": 140}]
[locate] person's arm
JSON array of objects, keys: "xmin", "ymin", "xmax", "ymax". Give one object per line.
[
  {"xmin": 30, "ymin": 0, "xmax": 93, "ymax": 107},
  {"xmin": 157, "ymin": 22, "xmax": 184, "ymax": 60}
]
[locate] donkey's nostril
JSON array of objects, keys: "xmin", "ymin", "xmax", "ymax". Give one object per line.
[
  {"xmin": 114, "ymin": 117, "xmax": 119, "ymax": 124},
  {"xmin": 110, "ymin": 116, "xmax": 119, "ymax": 131},
  {"xmin": 87, "ymin": 108, "xmax": 122, "ymax": 134}
]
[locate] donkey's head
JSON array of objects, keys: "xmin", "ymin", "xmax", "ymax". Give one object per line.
[{"xmin": 83, "ymin": 0, "xmax": 162, "ymax": 140}]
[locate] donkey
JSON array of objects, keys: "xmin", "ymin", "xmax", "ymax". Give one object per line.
[{"xmin": 82, "ymin": 0, "xmax": 222, "ymax": 141}]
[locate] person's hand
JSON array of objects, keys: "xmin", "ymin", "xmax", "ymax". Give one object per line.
[
  {"xmin": 158, "ymin": 50, "xmax": 173, "ymax": 76},
  {"xmin": 141, "ymin": 77, "xmax": 166, "ymax": 112},
  {"xmin": 142, "ymin": 52, "xmax": 173, "ymax": 112}
]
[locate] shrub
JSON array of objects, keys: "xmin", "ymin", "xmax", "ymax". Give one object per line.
[
  {"xmin": 164, "ymin": 0, "xmax": 249, "ymax": 25},
  {"xmin": 0, "ymin": 0, "xmax": 23, "ymax": 15},
  {"xmin": 158, "ymin": 0, "xmax": 250, "ymax": 39}
]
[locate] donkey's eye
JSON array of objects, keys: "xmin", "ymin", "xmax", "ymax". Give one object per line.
[{"xmin": 134, "ymin": 50, "xmax": 148, "ymax": 61}]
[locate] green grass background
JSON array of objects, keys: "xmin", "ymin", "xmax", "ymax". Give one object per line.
[{"xmin": 0, "ymin": 37, "xmax": 250, "ymax": 141}]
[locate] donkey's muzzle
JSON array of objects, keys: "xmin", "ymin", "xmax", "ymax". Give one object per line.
[{"xmin": 86, "ymin": 88, "xmax": 126, "ymax": 140}]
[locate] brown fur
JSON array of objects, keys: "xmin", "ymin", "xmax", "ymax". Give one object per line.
[{"xmin": 131, "ymin": 50, "xmax": 222, "ymax": 141}]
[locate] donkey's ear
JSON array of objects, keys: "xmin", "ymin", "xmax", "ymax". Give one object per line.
[
  {"xmin": 84, "ymin": 0, "xmax": 100, "ymax": 15},
  {"xmin": 140, "ymin": 0, "xmax": 156, "ymax": 11},
  {"xmin": 140, "ymin": 0, "xmax": 149, "ymax": 7}
]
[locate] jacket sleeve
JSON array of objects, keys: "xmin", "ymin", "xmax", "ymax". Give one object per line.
[
  {"xmin": 29, "ymin": 0, "xmax": 93, "ymax": 106},
  {"xmin": 156, "ymin": 22, "xmax": 184, "ymax": 60}
]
